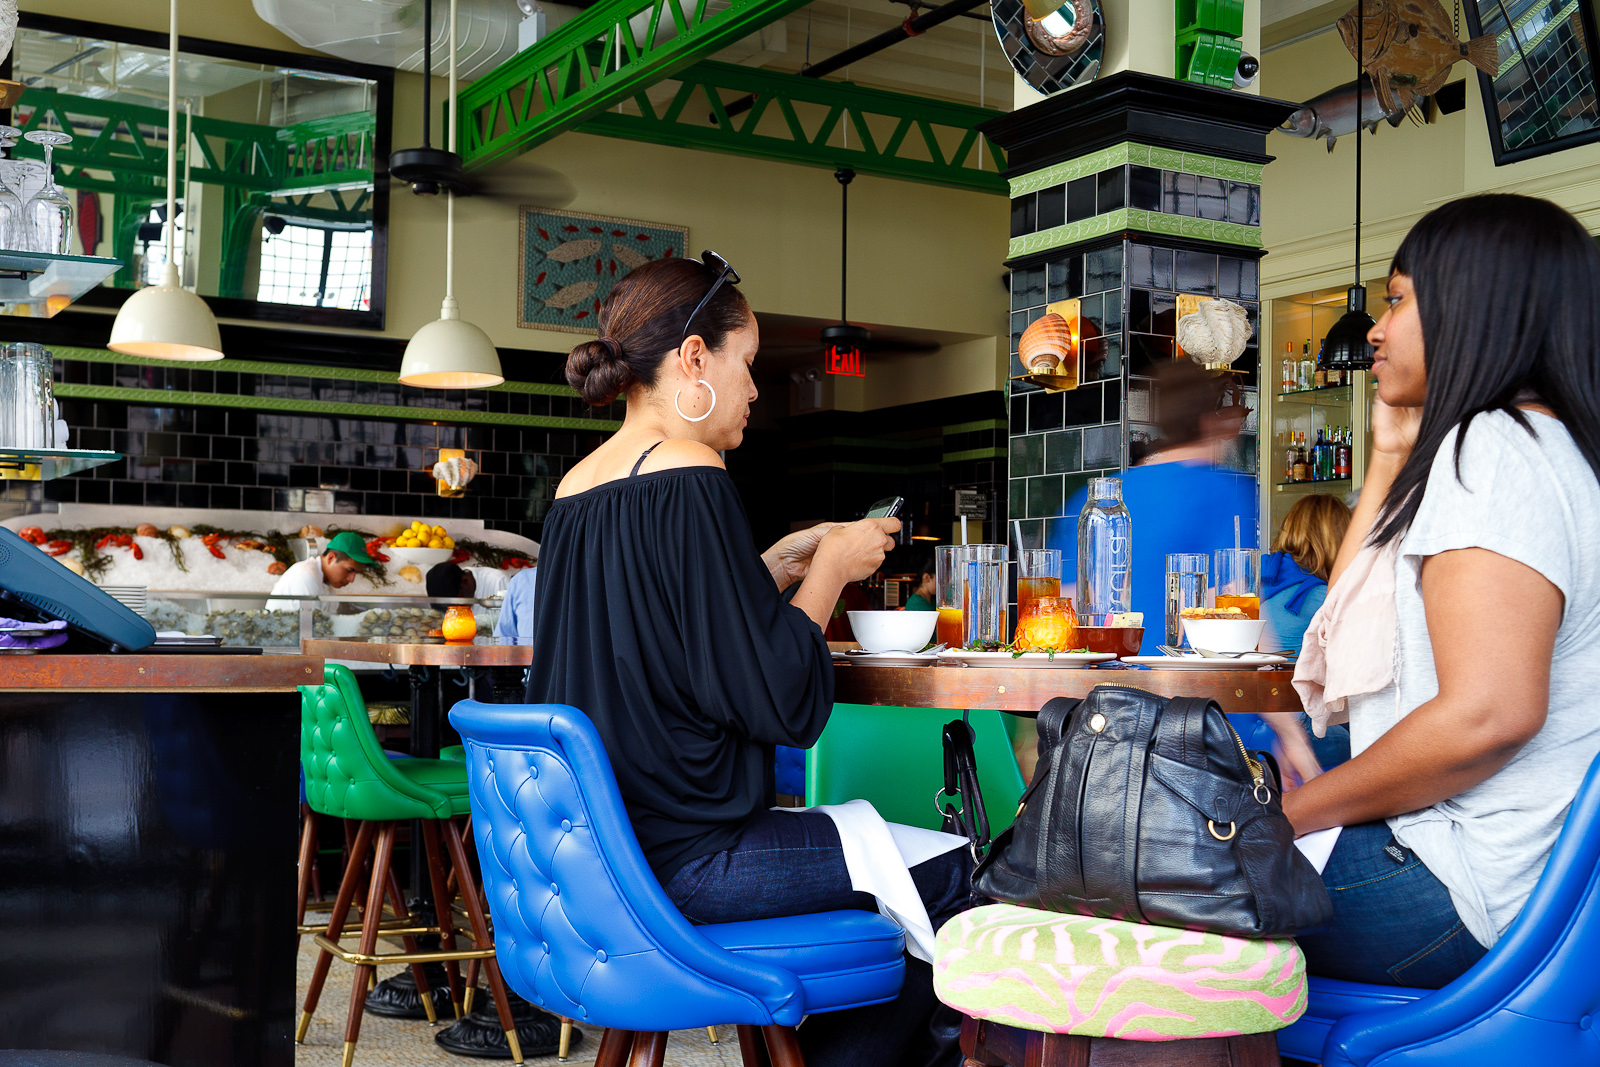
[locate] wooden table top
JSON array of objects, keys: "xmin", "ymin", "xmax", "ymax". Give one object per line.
[
  {"xmin": 303, "ymin": 638, "xmax": 534, "ymax": 667},
  {"xmin": 832, "ymin": 662, "xmax": 1303, "ymax": 716},
  {"xmin": 0, "ymin": 654, "xmax": 323, "ymax": 692}
]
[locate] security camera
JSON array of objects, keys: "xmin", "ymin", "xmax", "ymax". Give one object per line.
[{"xmin": 1233, "ymin": 54, "xmax": 1260, "ymax": 89}]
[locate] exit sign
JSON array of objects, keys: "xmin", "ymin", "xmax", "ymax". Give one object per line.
[{"xmin": 825, "ymin": 342, "xmax": 865, "ymax": 377}]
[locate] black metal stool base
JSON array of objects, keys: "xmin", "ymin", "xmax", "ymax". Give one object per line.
[
  {"xmin": 434, "ymin": 991, "xmax": 580, "ymax": 1060},
  {"xmin": 365, "ymin": 964, "xmax": 470, "ymax": 1020}
]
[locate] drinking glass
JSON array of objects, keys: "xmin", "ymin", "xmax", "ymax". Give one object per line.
[
  {"xmin": 0, "ymin": 343, "xmax": 54, "ymax": 448},
  {"xmin": 964, "ymin": 558, "xmax": 1006, "ymax": 650},
  {"xmin": 1017, "ymin": 548, "xmax": 1062, "ymax": 614},
  {"xmin": 22, "ymin": 131, "xmax": 73, "ymax": 255},
  {"xmin": 934, "ymin": 545, "xmax": 964, "ymax": 648},
  {"xmin": 1214, "ymin": 548, "xmax": 1261, "ymax": 619},
  {"xmin": 0, "ymin": 127, "xmax": 24, "ymax": 250},
  {"xmin": 1165, "ymin": 552, "xmax": 1209, "ymax": 646},
  {"xmin": 1014, "ymin": 594, "xmax": 1077, "ymax": 651}
]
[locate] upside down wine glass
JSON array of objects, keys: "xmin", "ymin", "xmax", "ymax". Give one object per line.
[
  {"xmin": 0, "ymin": 127, "xmax": 26, "ymax": 250},
  {"xmin": 23, "ymin": 130, "xmax": 73, "ymax": 255}
]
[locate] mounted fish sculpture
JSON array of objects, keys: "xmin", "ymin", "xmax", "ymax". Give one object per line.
[
  {"xmin": 1280, "ymin": 74, "xmax": 1413, "ymax": 151},
  {"xmin": 1336, "ymin": 0, "xmax": 1497, "ymax": 114}
]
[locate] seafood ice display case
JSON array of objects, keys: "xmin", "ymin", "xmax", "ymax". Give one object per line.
[{"xmin": 0, "ymin": 503, "xmax": 536, "ymax": 649}]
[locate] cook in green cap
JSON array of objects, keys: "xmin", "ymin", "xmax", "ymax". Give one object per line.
[{"xmin": 266, "ymin": 530, "xmax": 375, "ymax": 610}]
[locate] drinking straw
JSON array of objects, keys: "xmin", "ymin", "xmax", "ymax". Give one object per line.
[
  {"xmin": 1012, "ymin": 518, "xmax": 1024, "ymax": 555},
  {"xmin": 960, "ymin": 515, "xmax": 968, "ymax": 545},
  {"xmin": 1234, "ymin": 515, "xmax": 1241, "ymax": 552}
]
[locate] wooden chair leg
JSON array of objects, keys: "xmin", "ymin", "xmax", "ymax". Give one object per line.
[
  {"xmin": 420, "ymin": 819, "xmax": 465, "ymax": 1017},
  {"xmin": 341, "ymin": 821, "xmax": 396, "ymax": 1067},
  {"xmin": 298, "ymin": 819, "xmax": 376, "ymax": 1043},
  {"xmin": 760, "ymin": 1025, "xmax": 805, "ymax": 1067},
  {"xmin": 594, "ymin": 1029, "xmax": 636, "ymax": 1067},
  {"xmin": 384, "ymin": 868, "xmax": 437, "ymax": 1025},
  {"xmin": 626, "ymin": 1031, "xmax": 667, "ymax": 1067},
  {"xmin": 443, "ymin": 818, "xmax": 523, "ymax": 1064},
  {"xmin": 297, "ymin": 804, "xmax": 318, "ymax": 933},
  {"xmin": 736, "ymin": 1025, "xmax": 772, "ymax": 1067}
]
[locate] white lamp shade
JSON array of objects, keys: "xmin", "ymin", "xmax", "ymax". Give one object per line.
[
  {"xmin": 108, "ymin": 267, "xmax": 224, "ymax": 362},
  {"xmin": 399, "ymin": 304, "xmax": 504, "ymax": 389}
]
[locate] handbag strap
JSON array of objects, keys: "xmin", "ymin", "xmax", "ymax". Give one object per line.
[
  {"xmin": 940, "ymin": 719, "xmax": 991, "ymax": 860},
  {"xmin": 1154, "ymin": 695, "xmax": 1217, "ymax": 769}
]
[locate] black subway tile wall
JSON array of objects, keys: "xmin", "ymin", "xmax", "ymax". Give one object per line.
[{"xmin": 3, "ymin": 358, "xmax": 625, "ymax": 542}]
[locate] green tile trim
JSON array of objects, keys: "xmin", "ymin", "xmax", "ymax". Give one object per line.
[
  {"xmin": 54, "ymin": 384, "xmax": 623, "ymax": 432},
  {"xmin": 48, "ymin": 346, "xmax": 582, "ymax": 398},
  {"xmin": 943, "ymin": 419, "xmax": 1006, "ymax": 434},
  {"xmin": 942, "ymin": 446, "xmax": 1007, "ymax": 463},
  {"xmin": 1008, "ymin": 141, "xmax": 1263, "ymax": 197},
  {"xmin": 1008, "ymin": 207, "xmax": 1261, "ymax": 257}
]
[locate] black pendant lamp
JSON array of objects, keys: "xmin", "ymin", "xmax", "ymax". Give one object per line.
[
  {"xmin": 822, "ymin": 168, "xmax": 869, "ymax": 376},
  {"xmin": 1322, "ymin": 0, "xmax": 1375, "ymax": 372}
]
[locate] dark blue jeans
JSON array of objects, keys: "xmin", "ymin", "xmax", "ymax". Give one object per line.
[
  {"xmin": 1298, "ymin": 821, "xmax": 1487, "ymax": 988},
  {"xmin": 664, "ymin": 808, "xmax": 972, "ymax": 1067}
]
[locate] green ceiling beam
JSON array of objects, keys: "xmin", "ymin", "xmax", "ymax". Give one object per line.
[
  {"xmin": 456, "ymin": 0, "xmax": 814, "ymax": 170},
  {"xmin": 11, "ymin": 88, "xmax": 375, "ymax": 197},
  {"xmin": 576, "ymin": 61, "xmax": 1006, "ymax": 193}
]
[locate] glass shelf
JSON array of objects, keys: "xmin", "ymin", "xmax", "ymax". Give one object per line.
[
  {"xmin": 1275, "ymin": 478, "xmax": 1351, "ymax": 491},
  {"xmin": 0, "ymin": 249, "xmax": 124, "ymax": 319},
  {"xmin": 0, "ymin": 447, "xmax": 123, "ymax": 481},
  {"xmin": 1275, "ymin": 384, "xmax": 1353, "ymax": 406}
]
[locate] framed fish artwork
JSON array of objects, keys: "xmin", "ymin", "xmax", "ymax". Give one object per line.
[{"xmin": 517, "ymin": 208, "xmax": 689, "ymax": 332}]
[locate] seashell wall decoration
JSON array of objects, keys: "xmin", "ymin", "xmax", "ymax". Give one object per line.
[
  {"xmin": 1019, "ymin": 312, "xmax": 1074, "ymax": 374},
  {"xmin": 1175, "ymin": 298, "xmax": 1251, "ymax": 369}
]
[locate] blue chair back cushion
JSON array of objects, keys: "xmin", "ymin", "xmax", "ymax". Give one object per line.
[{"xmin": 448, "ymin": 701, "xmax": 904, "ymax": 1033}]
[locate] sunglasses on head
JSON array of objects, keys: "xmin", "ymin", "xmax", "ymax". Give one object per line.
[{"xmin": 679, "ymin": 250, "xmax": 741, "ymax": 351}]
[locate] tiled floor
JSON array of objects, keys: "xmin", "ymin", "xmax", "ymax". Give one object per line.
[{"xmin": 295, "ymin": 939, "xmax": 743, "ymax": 1066}]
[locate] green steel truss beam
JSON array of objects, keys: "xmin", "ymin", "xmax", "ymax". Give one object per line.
[
  {"xmin": 577, "ymin": 60, "xmax": 1006, "ymax": 193},
  {"xmin": 10, "ymin": 88, "xmax": 375, "ymax": 197},
  {"xmin": 457, "ymin": 0, "xmax": 815, "ymax": 170}
]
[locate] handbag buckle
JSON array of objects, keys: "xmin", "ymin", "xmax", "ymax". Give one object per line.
[
  {"xmin": 934, "ymin": 787, "xmax": 963, "ymax": 818},
  {"xmin": 1207, "ymin": 819, "xmax": 1237, "ymax": 842}
]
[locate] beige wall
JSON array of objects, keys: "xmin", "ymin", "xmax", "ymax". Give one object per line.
[
  {"xmin": 25, "ymin": 0, "xmax": 1012, "ymax": 412},
  {"xmin": 1260, "ymin": 26, "xmax": 1600, "ymax": 300}
]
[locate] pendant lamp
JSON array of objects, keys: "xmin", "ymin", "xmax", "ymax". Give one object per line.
[
  {"xmin": 821, "ymin": 168, "xmax": 868, "ymax": 377},
  {"xmin": 1320, "ymin": 0, "xmax": 1375, "ymax": 373},
  {"xmin": 398, "ymin": 0, "xmax": 504, "ymax": 389},
  {"xmin": 108, "ymin": 0, "xmax": 223, "ymax": 361}
]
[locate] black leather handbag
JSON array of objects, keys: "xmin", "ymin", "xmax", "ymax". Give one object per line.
[{"xmin": 972, "ymin": 685, "xmax": 1332, "ymax": 938}]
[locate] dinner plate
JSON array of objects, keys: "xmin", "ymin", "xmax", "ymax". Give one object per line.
[
  {"xmin": 831, "ymin": 650, "xmax": 938, "ymax": 667},
  {"xmin": 1121, "ymin": 653, "xmax": 1288, "ymax": 669},
  {"xmin": 0, "ymin": 627, "xmax": 53, "ymax": 639},
  {"xmin": 936, "ymin": 650, "xmax": 1117, "ymax": 668}
]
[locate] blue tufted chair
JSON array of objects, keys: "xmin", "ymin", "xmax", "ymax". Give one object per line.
[
  {"xmin": 448, "ymin": 699, "xmax": 908, "ymax": 1067},
  {"xmin": 1277, "ymin": 749, "xmax": 1600, "ymax": 1065}
]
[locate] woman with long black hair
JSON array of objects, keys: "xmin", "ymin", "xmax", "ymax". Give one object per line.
[{"xmin": 1282, "ymin": 194, "xmax": 1600, "ymax": 987}]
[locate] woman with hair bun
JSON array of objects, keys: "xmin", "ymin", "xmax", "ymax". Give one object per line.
[{"xmin": 527, "ymin": 255, "xmax": 967, "ymax": 1066}]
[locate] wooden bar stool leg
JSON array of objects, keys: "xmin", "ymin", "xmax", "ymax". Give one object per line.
[
  {"xmin": 341, "ymin": 821, "xmax": 396, "ymax": 1067},
  {"xmin": 421, "ymin": 819, "xmax": 465, "ymax": 1018},
  {"xmin": 626, "ymin": 1031, "xmax": 667, "ymax": 1067},
  {"xmin": 736, "ymin": 1025, "xmax": 772, "ymax": 1067},
  {"xmin": 297, "ymin": 804, "xmax": 319, "ymax": 934},
  {"xmin": 594, "ymin": 1029, "xmax": 636, "ymax": 1067},
  {"xmin": 760, "ymin": 1025, "xmax": 805, "ymax": 1067},
  {"xmin": 383, "ymin": 868, "xmax": 438, "ymax": 1025},
  {"xmin": 298, "ymin": 819, "xmax": 376, "ymax": 1043},
  {"xmin": 443, "ymin": 819, "xmax": 524, "ymax": 1064}
]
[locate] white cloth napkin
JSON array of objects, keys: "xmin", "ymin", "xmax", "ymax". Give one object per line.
[{"xmin": 776, "ymin": 799, "xmax": 966, "ymax": 962}]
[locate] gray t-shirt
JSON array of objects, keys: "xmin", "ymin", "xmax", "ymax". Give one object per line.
[{"xmin": 1346, "ymin": 411, "xmax": 1600, "ymax": 948}]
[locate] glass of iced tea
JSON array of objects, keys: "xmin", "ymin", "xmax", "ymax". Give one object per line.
[
  {"xmin": 1017, "ymin": 548, "xmax": 1062, "ymax": 615},
  {"xmin": 935, "ymin": 546, "xmax": 964, "ymax": 647},
  {"xmin": 1213, "ymin": 548, "xmax": 1261, "ymax": 619}
]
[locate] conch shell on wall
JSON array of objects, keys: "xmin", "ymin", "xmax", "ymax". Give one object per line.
[
  {"xmin": 1175, "ymin": 299, "xmax": 1250, "ymax": 368},
  {"xmin": 1019, "ymin": 313, "xmax": 1074, "ymax": 374}
]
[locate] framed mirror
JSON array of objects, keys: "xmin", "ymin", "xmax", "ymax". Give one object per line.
[
  {"xmin": 1462, "ymin": 0, "xmax": 1600, "ymax": 165},
  {"xmin": 8, "ymin": 13, "xmax": 392, "ymax": 329}
]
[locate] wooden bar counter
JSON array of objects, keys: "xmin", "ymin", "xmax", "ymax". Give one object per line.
[
  {"xmin": 0, "ymin": 652, "xmax": 319, "ymax": 1067},
  {"xmin": 832, "ymin": 662, "xmax": 1303, "ymax": 715}
]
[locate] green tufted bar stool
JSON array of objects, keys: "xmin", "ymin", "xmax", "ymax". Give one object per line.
[{"xmin": 299, "ymin": 663, "xmax": 524, "ymax": 1067}]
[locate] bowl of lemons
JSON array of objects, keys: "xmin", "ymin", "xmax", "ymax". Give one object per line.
[{"xmin": 386, "ymin": 521, "xmax": 457, "ymax": 568}]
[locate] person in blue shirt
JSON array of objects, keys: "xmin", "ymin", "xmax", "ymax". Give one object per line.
[
  {"xmin": 492, "ymin": 565, "xmax": 538, "ymax": 641},
  {"xmin": 1058, "ymin": 360, "xmax": 1257, "ymax": 656}
]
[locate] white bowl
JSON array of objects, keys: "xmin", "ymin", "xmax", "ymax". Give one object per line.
[
  {"xmin": 1181, "ymin": 616, "xmax": 1266, "ymax": 654},
  {"xmin": 847, "ymin": 610, "xmax": 938, "ymax": 653},
  {"xmin": 386, "ymin": 546, "xmax": 453, "ymax": 568}
]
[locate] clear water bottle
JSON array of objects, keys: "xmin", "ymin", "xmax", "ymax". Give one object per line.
[{"xmin": 1077, "ymin": 477, "xmax": 1132, "ymax": 619}]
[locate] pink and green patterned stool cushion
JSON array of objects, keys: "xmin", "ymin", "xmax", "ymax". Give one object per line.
[{"xmin": 933, "ymin": 904, "xmax": 1306, "ymax": 1041}]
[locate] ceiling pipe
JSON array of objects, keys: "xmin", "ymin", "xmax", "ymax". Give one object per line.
[{"xmin": 714, "ymin": 0, "xmax": 991, "ymax": 123}]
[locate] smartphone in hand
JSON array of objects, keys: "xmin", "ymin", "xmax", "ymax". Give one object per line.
[{"xmin": 865, "ymin": 496, "xmax": 904, "ymax": 519}]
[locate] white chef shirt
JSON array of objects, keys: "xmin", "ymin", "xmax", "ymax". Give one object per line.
[
  {"xmin": 466, "ymin": 566, "xmax": 509, "ymax": 598},
  {"xmin": 266, "ymin": 557, "xmax": 326, "ymax": 611}
]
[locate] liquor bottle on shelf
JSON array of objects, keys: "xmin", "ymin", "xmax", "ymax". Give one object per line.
[
  {"xmin": 1312, "ymin": 427, "xmax": 1325, "ymax": 481},
  {"xmin": 1292, "ymin": 432, "xmax": 1310, "ymax": 482},
  {"xmin": 1283, "ymin": 431, "xmax": 1298, "ymax": 482},
  {"xmin": 1299, "ymin": 340, "xmax": 1314, "ymax": 392},
  {"xmin": 1335, "ymin": 427, "xmax": 1352, "ymax": 480},
  {"xmin": 1313, "ymin": 342, "xmax": 1327, "ymax": 389},
  {"xmin": 1281, "ymin": 342, "xmax": 1296, "ymax": 393}
]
